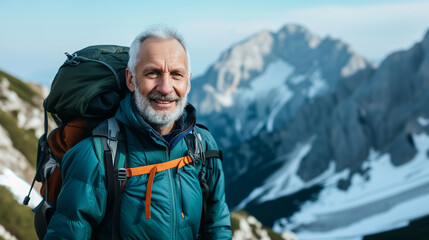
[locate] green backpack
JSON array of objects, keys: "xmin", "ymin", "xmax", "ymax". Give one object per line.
[
  {"xmin": 46, "ymin": 45, "xmax": 129, "ymax": 124},
  {"xmin": 23, "ymin": 45, "xmax": 130, "ymax": 239}
]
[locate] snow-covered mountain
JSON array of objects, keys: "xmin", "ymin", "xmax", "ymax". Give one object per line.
[
  {"xmin": 208, "ymin": 25, "xmax": 429, "ymax": 239},
  {"xmin": 189, "ymin": 24, "xmax": 372, "ymax": 148}
]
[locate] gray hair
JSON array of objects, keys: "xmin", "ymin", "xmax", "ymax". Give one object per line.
[{"xmin": 128, "ymin": 25, "xmax": 192, "ymax": 79}]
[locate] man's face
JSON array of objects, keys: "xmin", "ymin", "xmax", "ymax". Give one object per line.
[{"xmin": 126, "ymin": 38, "xmax": 191, "ymax": 131}]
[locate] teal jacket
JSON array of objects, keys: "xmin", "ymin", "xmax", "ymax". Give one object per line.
[{"xmin": 45, "ymin": 93, "xmax": 232, "ymax": 239}]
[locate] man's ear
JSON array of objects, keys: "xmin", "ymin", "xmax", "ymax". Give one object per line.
[
  {"xmin": 187, "ymin": 72, "xmax": 192, "ymax": 94},
  {"xmin": 126, "ymin": 68, "xmax": 135, "ymax": 92}
]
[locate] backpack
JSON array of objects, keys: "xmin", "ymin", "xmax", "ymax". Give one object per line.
[
  {"xmin": 23, "ymin": 45, "xmax": 129, "ymax": 238},
  {"xmin": 23, "ymin": 45, "xmax": 223, "ymax": 240}
]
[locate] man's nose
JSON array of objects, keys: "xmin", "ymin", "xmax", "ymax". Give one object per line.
[{"xmin": 156, "ymin": 73, "xmax": 174, "ymax": 95}]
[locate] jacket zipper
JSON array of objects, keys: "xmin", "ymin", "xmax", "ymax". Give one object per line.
[{"xmin": 163, "ymin": 120, "xmax": 195, "ymax": 240}]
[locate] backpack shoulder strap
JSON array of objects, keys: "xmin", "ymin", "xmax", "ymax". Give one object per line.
[
  {"xmin": 186, "ymin": 126, "xmax": 223, "ymax": 162},
  {"xmin": 92, "ymin": 118, "xmax": 119, "ymax": 206},
  {"xmin": 184, "ymin": 125, "xmax": 223, "ymax": 239},
  {"xmin": 92, "ymin": 117, "xmax": 127, "ymax": 240}
]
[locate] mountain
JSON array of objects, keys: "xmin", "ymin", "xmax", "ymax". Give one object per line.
[
  {"xmin": 203, "ymin": 25, "xmax": 429, "ymax": 239},
  {"xmin": 2, "ymin": 24, "xmax": 428, "ymax": 239},
  {"xmin": 189, "ymin": 24, "xmax": 372, "ymax": 148}
]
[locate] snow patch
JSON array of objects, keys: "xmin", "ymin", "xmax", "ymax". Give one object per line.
[
  {"xmin": 235, "ymin": 59, "xmax": 295, "ymax": 135},
  {"xmin": 0, "ymin": 168, "xmax": 42, "ymax": 208},
  {"xmin": 239, "ymin": 59, "xmax": 294, "ymax": 102},
  {"xmin": 289, "ymin": 75, "xmax": 306, "ymax": 85},
  {"xmin": 0, "ymin": 77, "xmax": 45, "ymax": 137},
  {"xmin": 0, "ymin": 224, "xmax": 17, "ymax": 240},
  {"xmin": 252, "ymin": 121, "xmax": 266, "ymax": 137},
  {"xmin": 267, "ymin": 85, "xmax": 293, "ymax": 132},
  {"xmin": 417, "ymin": 117, "xmax": 429, "ymax": 127},
  {"xmin": 236, "ymin": 138, "xmax": 317, "ymax": 209},
  {"xmin": 274, "ymin": 133, "xmax": 429, "ymax": 240},
  {"xmin": 307, "ymin": 70, "xmax": 328, "ymax": 98}
]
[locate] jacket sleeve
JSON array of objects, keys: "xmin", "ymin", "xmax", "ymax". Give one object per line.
[
  {"xmin": 199, "ymin": 130, "xmax": 232, "ymax": 240},
  {"xmin": 44, "ymin": 138, "xmax": 107, "ymax": 240}
]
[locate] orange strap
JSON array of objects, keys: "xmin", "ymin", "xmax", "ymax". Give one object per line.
[
  {"xmin": 126, "ymin": 155, "xmax": 193, "ymax": 177},
  {"xmin": 126, "ymin": 155, "xmax": 193, "ymax": 219}
]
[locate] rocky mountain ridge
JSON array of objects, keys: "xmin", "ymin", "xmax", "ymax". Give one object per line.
[
  {"xmin": 189, "ymin": 24, "xmax": 372, "ymax": 148},
  {"xmin": 217, "ymin": 26, "xmax": 429, "ymax": 239}
]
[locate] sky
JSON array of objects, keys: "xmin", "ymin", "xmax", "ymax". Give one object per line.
[{"xmin": 0, "ymin": 0, "xmax": 428, "ymax": 86}]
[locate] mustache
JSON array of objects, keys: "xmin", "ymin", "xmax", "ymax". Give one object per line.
[{"xmin": 148, "ymin": 92, "xmax": 181, "ymax": 101}]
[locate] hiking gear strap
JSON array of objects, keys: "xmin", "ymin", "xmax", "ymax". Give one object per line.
[
  {"xmin": 126, "ymin": 155, "xmax": 194, "ymax": 219},
  {"xmin": 106, "ymin": 118, "xmax": 121, "ymax": 240},
  {"xmin": 93, "ymin": 117, "xmax": 125, "ymax": 240},
  {"xmin": 183, "ymin": 129, "xmax": 222, "ymax": 239}
]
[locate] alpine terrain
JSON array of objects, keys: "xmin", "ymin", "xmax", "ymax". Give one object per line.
[
  {"xmin": 189, "ymin": 24, "xmax": 429, "ymax": 239},
  {"xmin": 0, "ymin": 70, "xmax": 46, "ymax": 240},
  {"xmin": 1, "ymin": 23, "xmax": 428, "ymax": 239}
]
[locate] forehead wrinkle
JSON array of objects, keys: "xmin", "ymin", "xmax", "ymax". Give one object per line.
[
  {"xmin": 138, "ymin": 38, "xmax": 189, "ymax": 74},
  {"xmin": 141, "ymin": 61, "xmax": 187, "ymax": 73}
]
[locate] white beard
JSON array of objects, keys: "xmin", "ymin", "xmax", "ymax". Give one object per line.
[{"xmin": 133, "ymin": 86, "xmax": 187, "ymax": 131}]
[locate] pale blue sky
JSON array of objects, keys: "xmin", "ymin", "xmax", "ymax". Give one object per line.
[{"xmin": 1, "ymin": 0, "xmax": 428, "ymax": 86}]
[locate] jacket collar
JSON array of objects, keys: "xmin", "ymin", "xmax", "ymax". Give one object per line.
[{"xmin": 116, "ymin": 92, "xmax": 196, "ymax": 149}]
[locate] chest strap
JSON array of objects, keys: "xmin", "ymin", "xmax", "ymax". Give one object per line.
[
  {"xmin": 126, "ymin": 155, "xmax": 193, "ymax": 219},
  {"xmin": 126, "ymin": 155, "xmax": 193, "ymax": 177}
]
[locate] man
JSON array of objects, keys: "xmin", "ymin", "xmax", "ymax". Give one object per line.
[{"xmin": 45, "ymin": 26, "xmax": 232, "ymax": 239}]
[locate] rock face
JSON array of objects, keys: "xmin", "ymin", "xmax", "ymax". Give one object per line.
[
  {"xmin": 231, "ymin": 211, "xmax": 296, "ymax": 240},
  {"xmin": 0, "ymin": 71, "xmax": 47, "ymax": 182},
  {"xmin": 0, "ymin": 71, "xmax": 48, "ymax": 240},
  {"xmin": 189, "ymin": 24, "xmax": 371, "ymax": 148},
  {"xmin": 190, "ymin": 24, "xmax": 429, "ymax": 238}
]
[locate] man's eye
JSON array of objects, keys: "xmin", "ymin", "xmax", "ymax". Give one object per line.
[
  {"xmin": 146, "ymin": 72, "xmax": 158, "ymax": 78},
  {"xmin": 172, "ymin": 72, "xmax": 183, "ymax": 77}
]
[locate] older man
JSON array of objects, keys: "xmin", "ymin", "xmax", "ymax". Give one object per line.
[{"xmin": 45, "ymin": 26, "xmax": 232, "ymax": 239}]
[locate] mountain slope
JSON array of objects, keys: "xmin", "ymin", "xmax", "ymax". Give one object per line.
[
  {"xmin": 0, "ymin": 70, "xmax": 47, "ymax": 182},
  {"xmin": 221, "ymin": 28, "xmax": 429, "ymax": 239},
  {"xmin": 0, "ymin": 70, "xmax": 47, "ymax": 239}
]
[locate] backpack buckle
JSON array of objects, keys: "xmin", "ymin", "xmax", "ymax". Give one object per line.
[
  {"xmin": 64, "ymin": 52, "xmax": 80, "ymax": 65},
  {"xmin": 117, "ymin": 168, "xmax": 127, "ymax": 182}
]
